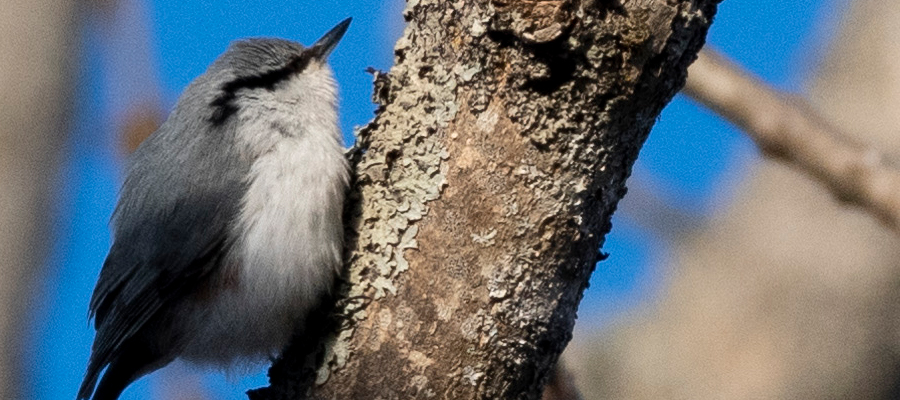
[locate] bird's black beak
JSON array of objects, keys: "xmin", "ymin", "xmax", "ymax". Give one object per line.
[{"xmin": 310, "ymin": 18, "xmax": 351, "ymax": 60}]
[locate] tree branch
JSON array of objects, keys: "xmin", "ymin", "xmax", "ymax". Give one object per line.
[
  {"xmin": 251, "ymin": 1, "xmax": 720, "ymax": 398},
  {"xmin": 683, "ymin": 48, "xmax": 900, "ymax": 230}
]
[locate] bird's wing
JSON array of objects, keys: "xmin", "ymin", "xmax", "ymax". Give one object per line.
[{"xmin": 78, "ymin": 117, "xmax": 249, "ymax": 399}]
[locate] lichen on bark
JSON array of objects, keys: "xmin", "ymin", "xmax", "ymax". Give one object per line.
[{"xmin": 251, "ymin": 0, "xmax": 720, "ymax": 399}]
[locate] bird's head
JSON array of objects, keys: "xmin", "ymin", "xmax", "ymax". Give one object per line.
[{"xmin": 187, "ymin": 18, "xmax": 352, "ymax": 126}]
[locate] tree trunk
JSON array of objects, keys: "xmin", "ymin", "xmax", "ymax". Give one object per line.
[{"xmin": 251, "ymin": 0, "xmax": 719, "ymax": 398}]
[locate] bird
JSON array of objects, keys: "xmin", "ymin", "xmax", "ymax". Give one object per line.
[{"xmin": 77, "ymin": 18, "xmax": 352, "ymax": 400}]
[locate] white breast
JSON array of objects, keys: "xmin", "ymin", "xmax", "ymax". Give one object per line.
[
  {"xmin": 182, "ymin": 135, "xmax": 347, "ymax": 367},
  {"xmin": 180, "ymin": 64, "xmax": 348, "ymax": 366}
]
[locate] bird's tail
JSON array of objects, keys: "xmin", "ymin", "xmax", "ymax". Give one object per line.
[
  {"xmin": 77, "ymin": 343, "xmax": 164, "ymax": 400},
  {"xmin": 76, "ymin": 355, "xmax": 106, "ymax": 400}
]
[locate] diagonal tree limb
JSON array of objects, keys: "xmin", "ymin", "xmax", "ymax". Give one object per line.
[
  {"xmin": 683, "ymin": 48, "xmax": 900, "ymax": 230},
  {"xmin": 250, "ymin": 1, "xmax": 721, "ymax": 399}
]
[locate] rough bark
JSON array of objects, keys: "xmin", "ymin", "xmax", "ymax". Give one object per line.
[
  {"xmin": 251, "ymin": 0, "xmax": 719, "ymax": 398},
  {"xmin": 0, "ymin": 1, "xmax": 77, "ymax": 398}
]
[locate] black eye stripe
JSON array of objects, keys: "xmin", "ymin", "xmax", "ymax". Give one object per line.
[{"xmin": 209, "ymin": 51, "xmax": 314, "ymax": 125}]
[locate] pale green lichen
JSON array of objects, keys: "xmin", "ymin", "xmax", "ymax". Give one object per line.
[
  {"xmin": 471, "ymin": 229, "xmax": 498, "ymax": 247},
  {"xmin": 315, "ymin": 0, "xmax": 460, "ymax": 383}
]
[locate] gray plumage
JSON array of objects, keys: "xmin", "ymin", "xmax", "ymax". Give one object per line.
[{"xmin": 78, "ymin": 19, "xmax": 351, "ymax": 400}]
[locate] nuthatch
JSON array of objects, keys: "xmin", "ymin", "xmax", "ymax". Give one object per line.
[{"xmin": 77, "ymin": 18, "xmax": 352, "ymax": 400}]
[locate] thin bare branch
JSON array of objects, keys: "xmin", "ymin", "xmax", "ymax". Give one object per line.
[{"xmin": 683, "ymin": 48, "xmax": 900, "ymax": 230}]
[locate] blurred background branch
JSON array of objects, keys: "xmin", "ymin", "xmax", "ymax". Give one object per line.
[
  {"xmin": 0, "ymin": 1, "xmax": 78, "ymax": 398},
  {"xmin": 542, "ymin": 362, "xmax": 584, "ymax": 400},
  {"xmin": 684, "ymin": 48, "xmax": 900, "ymax": 230}
]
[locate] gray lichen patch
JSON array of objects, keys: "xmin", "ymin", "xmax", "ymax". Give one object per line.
[
  {"xmin": 471, "ymin": 229, "xmax": 498, "ymax": 246},
  {"xmin": 461, "ymin": 365, "xmax": 486, "ymax": 386},
  {"xmin": 316, "ymin": 0, "xmax": 465, "ymax": 383}
]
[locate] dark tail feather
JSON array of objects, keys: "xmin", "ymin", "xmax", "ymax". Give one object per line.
[
  {"xmin": 77, "ymin": 342, "xmax": 166, "ymax": 400},
  {"xmin": 77, "ymin": 357, "xmax": 106, "ymax": 400},
  {"xmin": 89, "ymin": 357, "xmax": 139, "ymax": 400}
]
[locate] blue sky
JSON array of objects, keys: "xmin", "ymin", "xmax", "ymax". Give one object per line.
[{"xmin": 28, "ymin": 0, "xmax": 840, "ymax": 398}]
